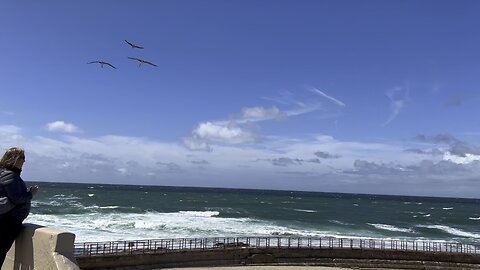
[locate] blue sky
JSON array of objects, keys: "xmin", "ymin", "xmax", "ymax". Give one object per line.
[{"xmin": 1, "ymin": 0, "xmax": 480, "ymax": 198}]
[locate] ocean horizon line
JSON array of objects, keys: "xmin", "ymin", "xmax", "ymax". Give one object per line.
[{"xmin": 26, "ymin": 180, "xmax": 480, "ymax": 201}]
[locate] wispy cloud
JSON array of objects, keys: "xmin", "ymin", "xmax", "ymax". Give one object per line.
[
  {"xmin": 1, "ymin": 111, "xmax": 15, "ymax": 116},
  {"xmin": 314, "ymin": 151, "xmax": 341, "ymax": 159},
  {"xmin": 384, "ymin": 87, "xmax": 408, "ymax": 126},
  {"xmin": 257, "ymin": 157, "xmax": 321, "ymax": 167},
  {"xmin": 0, "ymin": 125, "xmax": 23, "ymax": 146},
  {"xmin": 309, "ymin": 88, "xmax": 346, "ymax": 107},
  {"xmin": 184, "ymin": 87, "xmax": 345, "ymax": 151},
  {"xmin": 191, "ymin": 159, "xmax": 209, "ymax": 165},
  {"xmin": 413, "ymin": 134, "xmax": 458, "ymax": 145},
  {"xmin": 240, "ymin": 106, "xmax": 286, "ymax": 121},
  {"xmin": 46, "ymin": 121, "xmax": 81, "ymax": 133}
]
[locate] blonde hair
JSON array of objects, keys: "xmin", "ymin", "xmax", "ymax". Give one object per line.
[{"xmin": 0, "ymin": 147, "xmax": 25, "ymax": 170}]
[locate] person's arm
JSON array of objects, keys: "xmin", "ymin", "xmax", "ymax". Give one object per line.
[{"xmin": 1, "ymin": 171, "xmax": 33, "ymax": 204}]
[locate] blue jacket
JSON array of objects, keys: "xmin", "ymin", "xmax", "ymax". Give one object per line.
[{"xmin": 0, "ymin": 168, "xmax": 32, "ymax": 221}]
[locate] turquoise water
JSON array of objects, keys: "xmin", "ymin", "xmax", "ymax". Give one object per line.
[{"xmin": 25, "ymin": 181, "xmax": 480, "ymax": 244}]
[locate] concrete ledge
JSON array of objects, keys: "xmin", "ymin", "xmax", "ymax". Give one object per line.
[
  {"xmin": 2, "ymin": 223, "xmax": 80, "ymax": 270},
  {"xmin": 76, "ymin": 248, "xmax": 480, "ymax": 270}
]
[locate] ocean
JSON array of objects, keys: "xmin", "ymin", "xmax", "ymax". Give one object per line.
[{"xmin": 25, "ymin": 181, "xmax": 480, "ymax": 244}]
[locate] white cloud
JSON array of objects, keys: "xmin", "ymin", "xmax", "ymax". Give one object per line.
[
  {"xmin": 184, "ymin": 87, "xmax": 347, "ymax": 151},
  {"xmin": 444, "ymin": 152, "xmax": 480, "ymax": 164},
  {"xmin": 384, "ymin": 87, "xmax": 408, "ymax": 126},
  {"xmin": 182, "ymin": 137, "xmax": 212, "ymax": 152},
  {"xmin": 192, "ymin": 122, "xmax": 256, "ymax": 144},
  {"xmin": 46, "ymin": 121, "xmax": 81, "ymax": 133},
  {"xmin": 385, "ymin": 100, "xmax": 405, "ymax": 125},
  {"xmin": 0, "ymin": 125, "xmax": 22, "ymax": 135},
  {"xmin": 309, "ymin": 88, "xmax": 346, "ymax": 107},
  {"xmin": 0, "ymin": 125, "xmax": 24, "ymax": 146},
  {"xmin": 4, "ymin": 123, "xmax": 480, "ymax": 197},
  {"xmin": 240, "ymin": 106, "xmax": 286, "ymax": 121}
]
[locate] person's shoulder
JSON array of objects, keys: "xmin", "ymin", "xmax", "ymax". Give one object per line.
[{"xmin": 0, "ymin": 168, "xmax": 18, "ymax": 184}]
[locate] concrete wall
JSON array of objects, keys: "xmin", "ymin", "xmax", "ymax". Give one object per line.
[
  {"xmin": 77, "ymin": 247, "xmax": 480, "ymax": 270},
  {"xmin": 2, "ymin": 224, "xmax": 80, "ymax": 270}
]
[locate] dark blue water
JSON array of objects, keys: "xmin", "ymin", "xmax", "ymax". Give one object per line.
[{"xmin": 26, "ymin": 181, "xmax": 480, "ymax": 243}]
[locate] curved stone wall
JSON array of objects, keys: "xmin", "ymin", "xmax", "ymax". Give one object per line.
[{"xmin": 2, "ymin": 223, "xmax": 80, "ymax": 270}]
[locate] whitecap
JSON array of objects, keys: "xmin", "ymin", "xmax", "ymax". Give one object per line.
[
  {"xmin": 442, "ymin": 207, "xmax": 453, "ymax": 210},
  {"xmin": 292, "ymin": 209, "xmax": 317, "ymax": 213},
  {"xmin": 328, "ymin": 220, "xmax": 354, "ymax": 226},
  {"xmin": 469, "ymin": 217, "xmax": 480, "ymax": 220},
  {"xmin": 417, "ymin": 225, "xmax": 480, "ymax": 238},
  {"xmin": 367, "ymin": 223, "xmax": 414, "ymax": 233},
  {"xmin": 88, "ymin": 194, "xmax": 94, "ymax": 197},
  {"xmin": 178, "ymin": 211, "xmax": 220, "ymax": 217}
]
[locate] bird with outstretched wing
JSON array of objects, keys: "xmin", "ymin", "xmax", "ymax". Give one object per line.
[
  {"xmin": 128, "ymin": 57, "xmax": 157, "ymax": 67},
  {"xmin": 87, "ymin": 61, "xmax": 116, "ymax": 69},
  {"xmin": 125, "ymin": 40, "xmax": 144, "ymax": 49}
]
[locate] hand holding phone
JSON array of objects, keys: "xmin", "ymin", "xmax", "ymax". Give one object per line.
[{"xmin": 29, "ymin": 185, "xmax": 39, "ymax": 196}]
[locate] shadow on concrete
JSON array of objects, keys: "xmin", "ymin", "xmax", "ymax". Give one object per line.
[{"xmin": 12, "ymin": 224, "xmax": 43, "ymax": 270}]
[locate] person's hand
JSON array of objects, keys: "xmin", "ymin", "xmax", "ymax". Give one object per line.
[{"xmin": 29, "ymin": 185, "xmax": 39, "ymax": 196}]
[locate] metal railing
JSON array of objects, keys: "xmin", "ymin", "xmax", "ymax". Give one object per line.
[{"xmin": 74, "ymin": 236, "xmax": 480, "ymax": 257}]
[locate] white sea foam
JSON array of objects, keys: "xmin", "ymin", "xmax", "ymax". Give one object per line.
[
  {"xmin": 367, "ymin": 223, "xmax": 413, "ymax": 233},
  {"xmin": 99, "ymin": 206, "xmax": 120, "ymax": 209},
  {"xmin": 469, "ymin": 217, "xmax": 480, "ymax": 220},
  {"xmin": 442, "ymin": 207, "xmax": 453, "ymax": 210},
  {"xmin": 178, "ymin": 211, "xmax": 220, "ymax": 217},
  {"xmin": 88, "ymin": 194, "xmax": 94, "ymax": 197},
  {"xmin": 423, "ymin": 214, "xmax": 431, "ymax": 217},
  {"xmin": 32, "ymin": 200, "xmax": 62, "ymax": 207},
  {"xmin": 417, "ymin": 225, "xmax": 480, "ymax": 239},
  {"xmin": 291, "ymin": 209, "xmax": 317, "ymax": 213},
  {"xmin": 328, "ymin": 220, "xmax": 354, "ymax": 226},
  {"xmin": 25, "ymin": 210, "xmax": 340, "ymax": 243},
  {"xmin": 53, "ymin": 194, "xmax": 82, "ymax": 200}
]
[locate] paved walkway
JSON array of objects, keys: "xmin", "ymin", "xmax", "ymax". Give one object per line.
[{"xmin": 163, "ymin": 266, "xmax": 351, "ymax": 270}]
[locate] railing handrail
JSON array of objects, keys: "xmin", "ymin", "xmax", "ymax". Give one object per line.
[{"xmin": 74, "ymin": 236, "xmax": 480, "ymax": 257}]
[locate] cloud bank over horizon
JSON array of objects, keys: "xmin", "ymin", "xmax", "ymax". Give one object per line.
[{"xmin": 2, "ymin": 124, "xmax": 480, "ymax": 198}]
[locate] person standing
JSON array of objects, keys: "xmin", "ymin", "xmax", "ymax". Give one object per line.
[{"xmin": 0, "ymin": 147, "xmax": 39, "ymax": 267}]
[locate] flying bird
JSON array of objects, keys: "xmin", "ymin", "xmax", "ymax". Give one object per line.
[
  {"xmin": 125, "ymin": 40, "xmax": 144, "ymax": 49},
  {"xmin": 128, "ymin": 57, "xmax": 157, "ymax": 67},
  {"xmin": 87, "ymin": 61, "xmax": 116, "ymax": 69}
]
